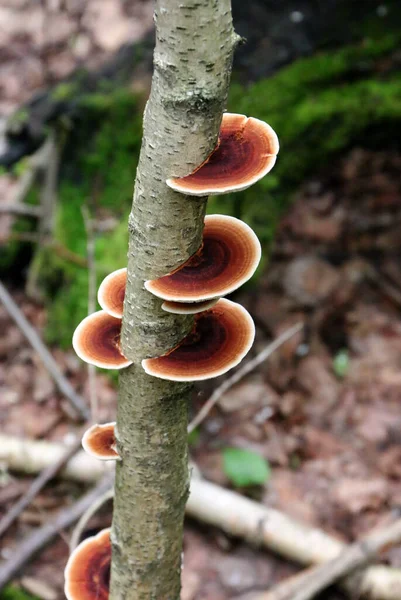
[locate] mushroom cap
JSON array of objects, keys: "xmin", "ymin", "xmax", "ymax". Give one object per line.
[
  {"xmin": 82, "ymin": 422, "xmax": 120, "ymax": 461},
  {"xmin": 145, "ymin": 215, "xmax": 261, "ymax": 302},
  {"xmin": 97, "ymin": 268, "xmax": 127, "ymax": 318},
  {"xmin": 166, "ymin": 113, "xmax": 279, "ymax": 196},
  {"xmin": 142, "ymin": 298, "xmax": 255, "ymax": 381},
  {"xmin": 72, "ymin": 310, "xmax": 132, "ymax": 370},
  {"xmin": 162, "ymin": 297, "xmax": 219, "ymax": 314},
  {"xmin": 64, "ymin": 528, "xmax": 110, "ymax": 600}
]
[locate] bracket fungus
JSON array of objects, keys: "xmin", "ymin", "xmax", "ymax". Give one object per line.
[
  {"xmin": 166, "ymin": 113, "xmax": 279, "ymax": 195},
  {"xmin": 64, "ymin": 528, "xmax": 110, "ymax": 600},
  {"xmin": 142, "ymin": 298, "xmax": 255, "ymax": 381},
  {"xmin": 145, "ymin": 215, "xmax": 261, "ymax": 302},
  {"xmin": 82, "ymin": 422, "xmax": 120, "ymax": 461},
  {"xmin": 72, "ymin": 310, "xmax": 132, "ymax": 370},
  {"xmin": 97, "ymin": 267, "xmax": 127, "ymax": 318},
  {"xmin": 162, "ymin": 297, "xmax": 219, "ymax": 314}
]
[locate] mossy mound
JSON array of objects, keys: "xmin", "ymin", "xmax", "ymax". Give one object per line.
[
  {"xmin": 3, "ymin": 34, "xmax": 401, "ymax": 347},
  {"xmin": 210, "ymin": 33, "xmax": 401, "ymax": 247},
  {"xmin": 22, "ymin": 91, "xmax": 142, "ymax": 347}
]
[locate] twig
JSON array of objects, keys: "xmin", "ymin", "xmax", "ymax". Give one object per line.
[
  {"xmin": 5, "ymin": 233, "xmax": 88, "ymax": 267},
  {"xmin": 0, "ymin": 281, "xmax": 89, "ymax": 419},
  {"xmin": 81, "ymin": 204, "xmax": 98, "ymax": 421},
  {"xmin": 0, "ymin": 204, "xmax": 42, "ymax": 217},
  {"xmin": 0, "ymin": 433, "xmax": 83, "ymax": 539},
  {"xmin": 26, "ymin": 132, "xmax": 60, "ymax": 299},
  {"xmin": 0, "ymin": 473, "xmax": 114, "ymax": 592},
  {"xmin": 1, "ymin": 433, "xmax": 400, "ymax": 600},
  {"xmin": 69, "ymin": 488, "xmax": 113, "ymax": 551},
  {"xmin": 257, "ymin": 518, "xmax": 401, "ymax": 600},
  {"xmin": 188, "ymin": 322, "xmax": 303, "ymax": 433}
]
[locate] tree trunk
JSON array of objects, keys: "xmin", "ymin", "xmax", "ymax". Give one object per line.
[{"xmin": 110, "ymin": 2, "xmax": 238, "ymax": 598}]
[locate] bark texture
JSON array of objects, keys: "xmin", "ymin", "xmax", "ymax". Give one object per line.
[{"xmin": 110, "ymin": 1, "xmax": 237, "ymax": 598}]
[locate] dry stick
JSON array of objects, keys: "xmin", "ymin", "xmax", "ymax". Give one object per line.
[
  {"xmin": 26, "ymin": 132, "xmax": 60, "ymax": 299},
  {"xmin": 1, "ymin": 435, "xmax": 400, "ymax": 600},
  {"xmin": 81, "ymin": 204, "xmax": 98, "ymax": 421},
  {"xmin": 6, "ymin": 232, "xmax": 88, "ymax": 267},
  {"xmin": 69, "ymin": 488, "xmax": 114, "ymax": 552},
  {"xmin": 0, "ymin": 434, "xmax": 83, "ymax": 539},
  {"xmin": 0, "ymin": 473, "xmax": 114, "ymax": 592},
  {"xmin": 0, "ymin": 281, "xmax": 89, "ymax": 420},
  {"xmin": 188, "ymin": 322, "xmax": 303, "ymax": 433},
  {"xmin": 257, "ymin": 519, "xmax": 401, "ymax": 600}
]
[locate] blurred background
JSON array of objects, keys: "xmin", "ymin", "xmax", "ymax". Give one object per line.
[{"xmin": 1, "ymin": 1, "xmax": 401, "ymax": 599}]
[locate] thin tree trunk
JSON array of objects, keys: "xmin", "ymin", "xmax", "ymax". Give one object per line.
[{"xmin": 110, "ymin": 2, "xmax": 238, "ymax": 598}]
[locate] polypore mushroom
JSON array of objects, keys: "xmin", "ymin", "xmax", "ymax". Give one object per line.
[
  {"xmin": 72, "ymin": 310, "xmax": 132, "ymax": 369},
  {"xmin": 82, "ymin": 422, "xmax": 120, "ymax": 461},
  {"xmin": 166, "ymin": 113, "xmax": 279, "ymax": 195},
  {"xmin": 145, "ymin": 215, "xmax": 261, "ymax": 302},
  {"xmin": 162, "ymin": 297, "xmax": 219, "ymax": 314},
  {"xmin": 142, "ymin": 298, "xmax": 255, "ymax": 381},
  {"xmin": 98, "ymin": 268, "xmax": 127, "ymax": 318},
  {"xmin": 64, "ymin": 528, "xmax": 110, "ymax": 600}
]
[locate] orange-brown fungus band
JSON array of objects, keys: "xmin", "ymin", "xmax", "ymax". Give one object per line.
[
  {"xmin": 142, "ymin": 298, "xmax": 255, "ymax": 381},
  {"xmin": 98, "ymin": 268, "xmax": 127, "ymax": 318},
  {"xmin": 64, "ymin": 528, "xmax": 110, "ymax": 600},
  {"xmin": 72, "ymin": 310, "xmax": 132, "ymax": 370},
  {"xmin": 145, "ymin": 215, "xmax": 261, "ymax": 302},
  {"xmin": 166, "ymin": 113, "xmax": 279, "ymax": 195},
  {"xmin": 82, "ymin": 422, "xmax": 120, "ymax": 461}
]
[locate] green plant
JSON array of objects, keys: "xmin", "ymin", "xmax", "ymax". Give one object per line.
[{"xmin": 222, "ymin": 447, "xmax": 271, "ymax": 487}]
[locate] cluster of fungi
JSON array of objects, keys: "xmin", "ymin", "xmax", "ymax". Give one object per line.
[{"xmin": 65, "ymin": 113, "xmax": 279, "ymax": 598}]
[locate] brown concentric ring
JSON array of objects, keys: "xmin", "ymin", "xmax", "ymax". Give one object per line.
[
  {"xmin": 64, "ymin": 528, "xmax": 110, "ymax": 600},
  {"xmin": 142, "ymin": 298, "xmax": 255, "ymax": 381},
  {"xmin": 72, "ymin": 311, "xmax": 132, "ymax": 370},
  {"xmin": 97, "ymin": 268, "xmax": 127, "ymax": 318},
  {"xmin": 82, "ymin": 422, "xmax": 120, "ymax": 461},
  {"xmin": 166, "ymin": 113, "xmax": 279, "ymax": 196},
  {"xmin": 145, "ymin": 215, "xmax": 261, "ymax": 302}
]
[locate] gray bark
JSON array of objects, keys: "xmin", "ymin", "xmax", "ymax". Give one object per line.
[{"xmin": 110, "ymin": 1, "xmax": 237, "ymax": 598}]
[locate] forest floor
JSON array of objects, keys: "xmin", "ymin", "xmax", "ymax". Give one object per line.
[{"xmin": 1, "ymin": 145, "xmax": 401, "ymax": 599}]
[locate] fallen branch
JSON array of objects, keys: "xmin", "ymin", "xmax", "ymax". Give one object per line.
[
  {"xmin": 81, "ymin": 203, "xmax": 98, "ymax": 421},
  {"xmin": 1, "ymin": 433, "xmax": 400, "ymax": 600},
  {"xmin": 0, "ymin": 473, "xmax": 114, "ymax": 591},
  {"xmin": 188, "ymin": 322, "xmax": 303, "ymax": 433},
  {"xmin": 69, "ymin": 488, "xmax": 114, "ymax": 551},
  {"xmin": 0, "ymin": 433, "xmax": 84, "ymax": 538},
  {"xmin": 0, "ymin": 281, "xmax": 90, "ymax": 420},
  {"xmin": 256, "ymin": 518, "xmax": 401, "ymax": 600}
]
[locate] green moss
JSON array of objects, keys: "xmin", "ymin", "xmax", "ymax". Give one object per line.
[
  {"xmin": 52, "ymin": 81, "xmax": 79, "ymax": 102},
  {"xmin": 214, "ymin": 33, "xmax": 401, "ymax": 245},
  {"xmin": 7, "ymin": 108, "xmax": 29, "ymax": 134},
  {"xmin": 0, "ymin": 586, "xmax": 38, "ymax": 600}
]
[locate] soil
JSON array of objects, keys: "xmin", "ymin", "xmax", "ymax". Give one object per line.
[{"xmin": 1, "ymin": 146, "xmax": 401, "ymax": 599}]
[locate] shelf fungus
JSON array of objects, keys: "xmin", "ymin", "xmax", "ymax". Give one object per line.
[
  {"xmin": 64, "ymin": 528, "xmax": 110, "ymax": 600},
  {"xmin": 166, "ymin": 113, "xmax": 279, "ymax": 195},
  {"xmin": 162, "ymin": 297, "xmax": 219, "ymax": 314},
  {"xmin": 82, "ymin": 422, "xmax": 120, "ymax": 461},
  {"xmin": 145, "ymin": 215, "xmax": 261, "ymax": 303},
  {"xmin": 142, "ymin": 298, "xmax": 255, "ymax": 381},
  {"xmin": 72, "ymin": 310, "xmax": 132, "ymax": 369},
  {"xmin": 97, "ymin": 267, "xmax": 127, "ymax": 318}
]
